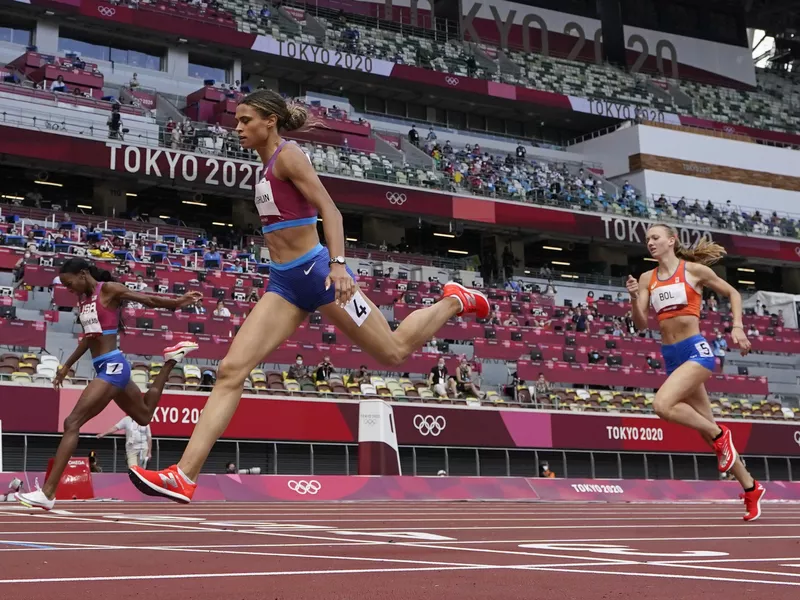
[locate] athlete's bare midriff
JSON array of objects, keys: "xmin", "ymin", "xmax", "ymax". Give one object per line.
[
  {"xmin": 263, "ymin": 223, "xmax": 320, "ymax": 264},
  {"xmin": 659, "ymin": 315, "xmax": 702, "ymax": 345},
  {"xmin": 86, "ymin": 334, "xmax": 119, "ymax": 358}
]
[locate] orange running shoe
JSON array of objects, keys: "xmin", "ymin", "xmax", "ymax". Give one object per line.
[
  {"xmin": 740, "ymin": 481, "xmax": 766, "ymax": 522},
  {"xmin": 442, "ymin": 282, "xmax": 490, "ymax": 319},
  {"xmin": 129, "ymin": 464, "xmax": 196, "ymax": 504},
  {"xmin": 712, "ymin": 424, "xmax": 737, "ymax": 473}
]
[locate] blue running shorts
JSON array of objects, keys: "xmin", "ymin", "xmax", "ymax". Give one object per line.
[
  {"xmin": 93, "ymin": 350, "xmax": 132, "ymax": 388},
  {"xmin": 660, "ymin": 334, "xmax": 717, "ymax": 376},
  {"xmin": 267, "ymin": 243, "xmax": 357, "ymax": 313}
]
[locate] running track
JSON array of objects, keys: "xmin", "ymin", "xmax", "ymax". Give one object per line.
[{"xmin": 0, "ymin": 501, "xmax": 798, "ymax": 598}]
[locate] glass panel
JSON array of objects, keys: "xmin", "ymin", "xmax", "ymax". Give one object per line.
[{"xmin": 189, "ymin": 62, "xmax": 227, "ymax": 83}]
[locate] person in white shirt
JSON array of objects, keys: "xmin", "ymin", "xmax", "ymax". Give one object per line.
[
  {"xmin": 213, "ymin": 299, "xmax": 231, "ymax": 318},
  {"xmin": 97, "ymin": 416, "xmax": 151, "ymax": 468}
]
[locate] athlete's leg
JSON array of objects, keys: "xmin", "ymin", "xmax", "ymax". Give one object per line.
[
  {"xmin": 683, "ymin": 387, "xmax": 755, "ymax": 490},
  {"xmin": 652, "ymin": 361, "xmax": 720, "ymax": 439},
  {"xmin": 113, "ymin": 343, "xmax": 196, "ymax": 425},
  {"xmin": 173, "ymin": 293, "xmax": 307, "ymax": 480},
  {"xmin": 42, "ymin": 379, "xmax": 118, "ymax": 499},
  {"xmin": 318, "ymin": 292, "xmax": 462, "ymax": 366}
]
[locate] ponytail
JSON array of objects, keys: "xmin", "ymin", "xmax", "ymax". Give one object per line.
[
  {"xmin": 675, "ymin": 236, "xmax": 727, "ymax": 266},
  {"xmin": 651, "ymin": 224, "xmax": 727, "ymax": 266},
  {"xmin": 89, "ymin": 264, "xmax": 115, "ymax": 282}
]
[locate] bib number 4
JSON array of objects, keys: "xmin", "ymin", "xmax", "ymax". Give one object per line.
[{"xmin": 344, "ymin": 291, "xmax": 371, "ymax": 327}]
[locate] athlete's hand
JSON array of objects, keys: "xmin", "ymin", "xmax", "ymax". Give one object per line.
[
  {"xmin": 626, "ymin": 275, "xmax": 639, "ymax": 299},
  {"xmin": 326, "ymin": 263, "xmax": 355, "ymax": 307},
  {"xmin": 731, "ymin": 326, "xmax": 752, "ymax": 356},
  {"xmin": 52, "ymin": 365, "xmax": 69, "ymax": 389},
  {"xmin": 176, "ymin": 291, "xmax": 204, "ymax": 308}
]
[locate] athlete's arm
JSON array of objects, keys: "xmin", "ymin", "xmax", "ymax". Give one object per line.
[
  {"xmin": 278, "ymin": 144, "xmax": 356, "ymax": 305},
  {"xmin": 102, "ymin": 282, "xmax": 202, "ymax": 310},
  {"xmin": 687, "ymin": 262, "xmax": 751, "ymax": 354},
  {"xmin": 686, "ymin": 263, "xmax": 743, "ymax": 327},
  {"xmin": 627, "ymin": 271, "xmax": 651, "ymax": 331}
]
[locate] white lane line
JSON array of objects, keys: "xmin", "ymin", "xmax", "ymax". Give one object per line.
[
  {"xmin": 647, "ymin": 562, "xmax": 800, "ymax": 580},
  {"xmin": 516, "ymin": 565, "xmax": 800, "ymax": 586}
]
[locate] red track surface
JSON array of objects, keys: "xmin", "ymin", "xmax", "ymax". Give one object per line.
[{"xmin": 0, "ymin": 501, "xmax": 799, "ymax": 598}]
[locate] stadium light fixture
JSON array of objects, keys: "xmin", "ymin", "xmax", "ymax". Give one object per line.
[
  {"xmin": 182, "ymin": 200, "xmax": 207, "ymax": 206},
  {"xmin": 77, "ymin": 204, "xmax": 93, "ymax": 210},
  {"xmin": 542, "ymin": 245, "xmax": 562, "ymax": 251},
  {"xmin": 126, "ymin": 193, "xmax": 138, "ymax": 197},
  {"xmin": 448, "ymin": 249, "xmax": 469, "ymax": 255},
  {"xmin": 737, "ymin": 267, "xmax": 755, "ymax": 273},
  {"xmin": 738, "ymin": 280, "xmax": 755, "ymax": 285},
  {"xmin": 35, "ymin": 180, "xmax": 62, "ymax": 187},
  {"xmin": 434, "ymin": 232, "xmax": 455, "ymax": 238},
  {"xmin": 211, "ymin": 221, "xmax": 227, "ymax": 226},
  {"xmin": 346, "ymin": 237, "xmax": 358, "ymax": 242},
  {"xmin": 552, "ymin": 261, "xmax": 571, "ymax": 266}
]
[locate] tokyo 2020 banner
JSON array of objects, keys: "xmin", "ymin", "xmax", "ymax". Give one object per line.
[
  {"xmin": 0, "ymin": 126, "xmax": 798, "ymax": 263},
  {"xmin": 1, "ymin": 386, "xmax": 798, "ymax": 456}
]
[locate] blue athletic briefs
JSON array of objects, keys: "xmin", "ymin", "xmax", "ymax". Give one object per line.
[{"xmin": 661, "ymin": 334, "xmax": 717, "ymax": 375}]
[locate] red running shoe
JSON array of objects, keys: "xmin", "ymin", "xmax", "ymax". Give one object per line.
[
  {"xmin": 740, "ymin": 481, "xmax": 766, "ymax": 522},
  {"xmin": 129, "ymin": 464, "xmax": 196, "ymax": 504},
  {"xmin": 443, "ymin": 282, "xmax": 490, "ymax": 319},
  {"xmin": 712, "ymin": 424, "xmax": 737, "ymax": 473}
]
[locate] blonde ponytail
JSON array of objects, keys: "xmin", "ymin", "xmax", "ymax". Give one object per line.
[{"xmin": 652, "ymin": 224, "xmax": 727, "ymax": 266}]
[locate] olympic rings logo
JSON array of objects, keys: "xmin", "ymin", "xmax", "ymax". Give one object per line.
[
  {"xmin": 386, "ymin": 192, "xmax": 407, "ymax": 205},
  {"xmin": 794, "ymin": 431, "xmax": 800, "ymax": 447},
  {"xmin": 445, "ymin": 76, "xmax": 460, "ymax": 86},
  {"xmin": 287, "ymin": 480, "xmax": 322, "ymax": 495},
  {"xmin": 413, "ymin": 414, "xmax": 446, "ymax": 436},
  {"xmin": 97, "ymin": 6, "xmax": 117, "ymax": 17}
]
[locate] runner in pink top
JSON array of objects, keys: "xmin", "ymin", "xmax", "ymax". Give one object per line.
[
  {"xmin": 16, "ymin": 258, "xmax": 202, "ymax": 511},
  {"xmin": 129, "ymin": 89, "xmax": 491, "ymax": 504}
]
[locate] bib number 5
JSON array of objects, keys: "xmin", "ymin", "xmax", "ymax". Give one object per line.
[{"xmin": 694, "ymin": 341, "xmax": 713, "ymax": 357}]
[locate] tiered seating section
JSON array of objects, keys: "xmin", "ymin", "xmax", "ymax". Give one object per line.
[
  {"xmin": 239, "ymin": 6, "xmax": 800, "ymax": 135},
  {"xmin": 0, "ymin": 352, "xmax": 71, "ymax": 385},
  {"xmin": 3, "ymin": 247, "xmax": 787, "ymax": 413},
  {"xmin": 1, "ymin": 52, "xmax": 147, "ymax": 116}
]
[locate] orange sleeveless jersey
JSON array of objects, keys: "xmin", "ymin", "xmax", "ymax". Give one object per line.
[{"xmin": 648, "ymin": 260, "xmax": 702, "ymax": 322}]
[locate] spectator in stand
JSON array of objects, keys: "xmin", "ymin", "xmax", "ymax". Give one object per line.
[
  {"xmin": 260, "ymin": 4, "xmax": 271, "ymax": 25},
  {"xmin": 515, "ymin": 143, "xmax": 526, "ymax": 163},
  {"xmin": 573, "ymin": 308, "xmax": 590, "ymax": 333},
  {"xmin": 428, "ymin": 356, "xmax": 455, "ymax": 398},
  {"xmin": 213, "ymin": 299, "xmax": 231, "ymax": 318},
  {"xmin": 203, "ymin": 243, "xmax": 221, "ymax": 269},
  {"xmin": 287, "ymin": 354, "xmax": 313, "ymax": 385},
  {"xmin": 350, "ymin": 364, "xmax": 370, "ymax": 385},
  {"xmin": 503, "ymin": 314, "xmax": 519, "ymax": 326},
  {"xmin": 108, "ymin": 104, "xmax": 123, "ymax": 140},
  {"xmin": 134, "ymin": 275, "xmax": 150, "ymax": 292},
  {"xmin": 129, "ymin": 73, "xmax": 140, "ymax": 89},
  {"xmin": 189, "ymin": 299, "xmax": 206, "ymax": 315},
  {"xmin": 585, "ymin": 291, "xmax": 595, "ymax": 306},
  {"xmin": 426, "ymin": 127, "xmax": 437, "ymax": 142},
  {"xmin": 712, "ymin": 330, "xmax": 727, "ymax": 371},
  {"xmin": 533, "ymin": 372, "xmax": 551, "ymax": 399},
  {"xmin": 247, "ymin": 7, "xmax": 256, "ymax": 20},
  {"xmin": 747, "ymin": 324, "xmax": 760, "ymax": 337},
  {"xmin": 315, "ymin": 355, "xmax": 335, "ymax": 382},
  {"xmin": 540, "ymin": 462, "xmax": 556, "ymax": 478},
  {"xmin": 51, "ymin": 75, "xmax": 66, "ymax": 93},
  {"xmin": 423, "ymin": 336, "xmax": 441, "ymax": 354},
  {"xmin": 455, "ymin": 358, "xmax": 481, "ymax": 398},
  {"xmin": 408, "ymin": 126, "xmax": 419, "ymax": 147}
]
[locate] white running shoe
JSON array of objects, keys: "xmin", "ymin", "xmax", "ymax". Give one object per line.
[
  {"xmin": 164, "ymin": 341, "xmax": 199, "ymax": 363},
  {"xmin": 15, "ymin": 487, "xmax": 55, "ymax": 511}
]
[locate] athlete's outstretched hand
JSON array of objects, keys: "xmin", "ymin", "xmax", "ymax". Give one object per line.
[
  {"xmin": 52, "ymin": 365, "xmax": 69, "ymax": 389},
  {"xmin": 731, "ymin": 327, "xmax": 752, "ymax": 356},
  {"xmin": 327, "ymin": 263, "xmax": 355, "ymax": 307},
  {"xmin": 176, "ymin": 291, "xmax": 204, "ymax": 308},
  {"xmin": 626, "ymin": 275, "xmax": 639, "ymax": 298}
]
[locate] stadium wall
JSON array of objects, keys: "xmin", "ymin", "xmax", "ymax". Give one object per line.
[{"xmin": 5, "ymin": 472, "xmax": 800, "ymax": 503}]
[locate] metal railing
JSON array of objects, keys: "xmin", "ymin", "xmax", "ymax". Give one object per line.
[{"xmin": 2, "ymin": 432, "xmax": 797, "ymax": 481}]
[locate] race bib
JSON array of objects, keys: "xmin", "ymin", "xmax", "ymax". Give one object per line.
[
  {"xmin": 79, "ymin": 301, "xmax": 103, "ymax": 335},
  {"xmin": 345, "ymin": 290, "xmax": 371, "ymax": 327},
  {"xmin": 650, "ymin": 282, "xmax": 688, "ymax": 313},
  {"xmin": 254, "ymin": 178, "xmax": 281, "ymax": 220}
]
